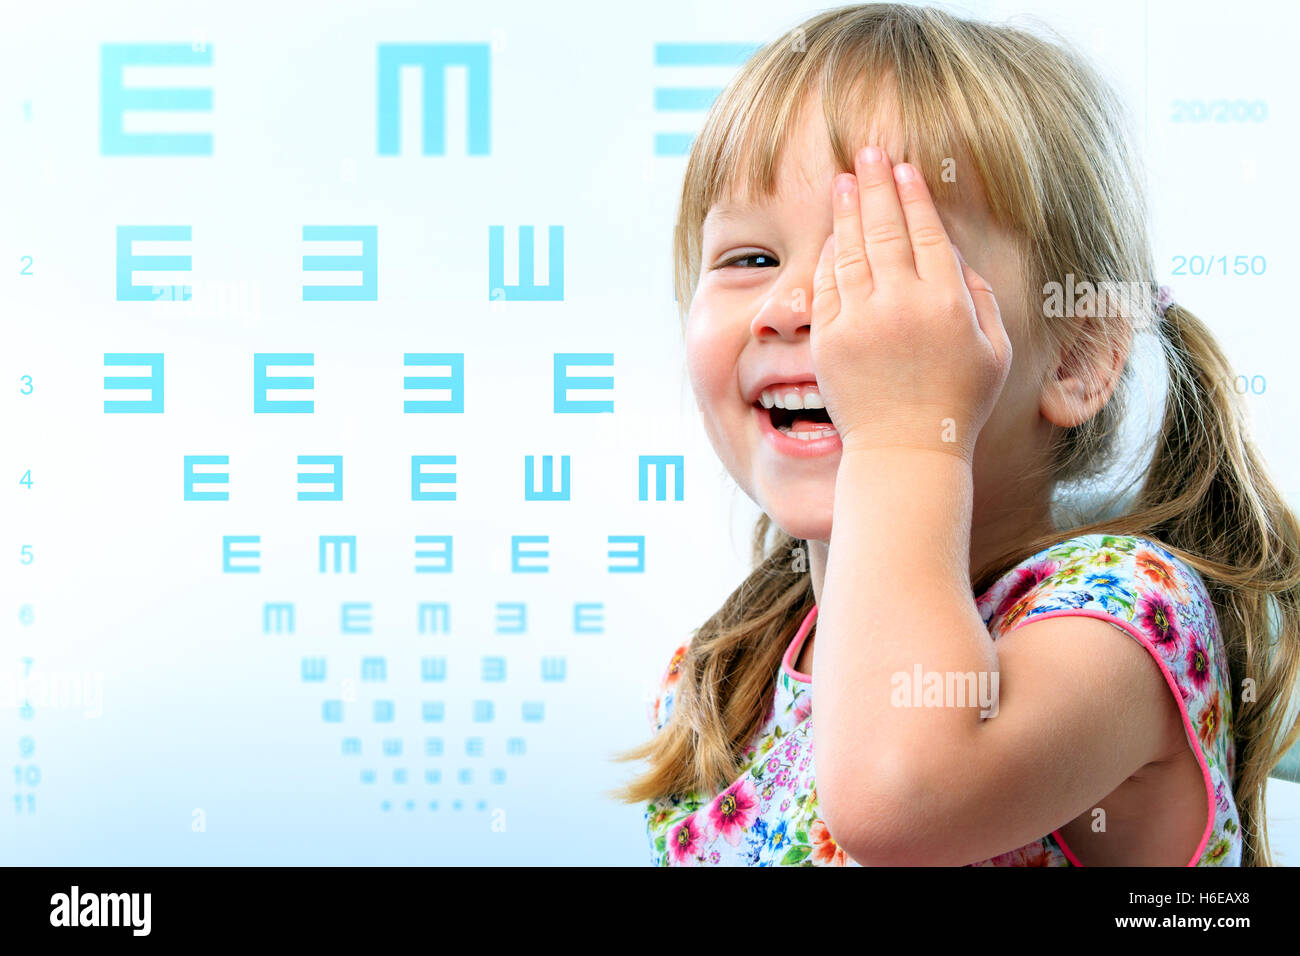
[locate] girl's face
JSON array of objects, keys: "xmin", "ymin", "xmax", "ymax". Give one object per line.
[{"xmin": 685, "ymin": 97, "xmax": 1055, "ymax": 546}]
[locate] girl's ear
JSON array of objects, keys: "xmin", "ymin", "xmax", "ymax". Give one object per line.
[{"xmin": 1039, "ymin": 320, "xmax": 1131, "ymax": 427}]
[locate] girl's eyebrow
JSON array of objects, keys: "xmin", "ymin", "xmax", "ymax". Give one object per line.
[
  {"xmin": 703, "ymin": 202, "xmax": 768, "ymax": 228},
  {"xmin": 703, "ymin": 205, "xmax": 747, "ymax": 225}
]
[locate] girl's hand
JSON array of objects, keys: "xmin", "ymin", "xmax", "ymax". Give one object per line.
[{"xmin": 810, "ymin": 146, "xmax": 1012, "ymax": 462}]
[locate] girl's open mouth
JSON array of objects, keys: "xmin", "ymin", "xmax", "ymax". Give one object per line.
[
  {"xmin": 766, "ymin": 403, "xmax": 836, "ymax": 436},
  {"xmin": 753, "ymin": 402, "xmax": 842, "ymax": 457}
]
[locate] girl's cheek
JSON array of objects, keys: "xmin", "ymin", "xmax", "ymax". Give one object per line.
[{"xmin": 684, "ymin": 315, "xmax": 727, "ymax": 400}]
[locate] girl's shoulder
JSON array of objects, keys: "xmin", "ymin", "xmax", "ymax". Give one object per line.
[
  {"xmin": 977, "ymin": 531, "xmax": 1242, "ymax": 865},
  {"xmin": 975, "ymin": 533, "xmax": 1215, "ymax": 636}
]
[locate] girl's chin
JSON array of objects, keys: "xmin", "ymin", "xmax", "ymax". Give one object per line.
[{"xmin": 760, "ymin": 501, "xmax": 833, "ymax": 545}]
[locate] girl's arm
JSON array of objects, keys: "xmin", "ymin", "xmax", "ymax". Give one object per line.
[
  {"xmin": 807, "ymin": 148, "xmax": 1186, "ymax": 866},
  {"xmin": 813, "ymin": 446, "xmax": 1185, "ymax": 866}
]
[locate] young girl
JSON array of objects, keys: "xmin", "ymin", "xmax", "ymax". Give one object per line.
[{"xmin": 611, "ymin": 3, "xmax": 1300, "ymax": 866}]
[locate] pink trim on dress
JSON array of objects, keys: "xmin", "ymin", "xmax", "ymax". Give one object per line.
[
  {"xmin": 1004, "ymin": 607, "xmax": 1217, "ymax": 868},
  {"xmin": 781, "ymin": 605, "xmax": 818, "ymax": 683}
]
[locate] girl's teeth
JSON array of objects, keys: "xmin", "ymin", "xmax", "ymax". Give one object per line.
[{"xmin": 776, "ymin": 423, "xmax": 838, "ymax": 440}]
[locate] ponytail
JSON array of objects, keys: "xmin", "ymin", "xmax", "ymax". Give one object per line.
[{"xmin": 1137, "ymin": 301, "xmax": 1300, "ymax": 866}]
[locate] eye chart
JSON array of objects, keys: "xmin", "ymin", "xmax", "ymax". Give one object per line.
[
  {"xmin": 0, "ymin": 0, "xmax": 778, "ymax": 866},
  {"xmin": 2, "ymin": 0, "xmax": 1298, "ymax": 865}
]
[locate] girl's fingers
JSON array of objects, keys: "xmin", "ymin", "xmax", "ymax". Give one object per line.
[
  {"xmin": 854, "ymin": 145, "xmax": 915, "ymax": 282},
  {"xmin": 957, "ymin": 250, "xmax": 1012, "ymax": 365},
  {"xmin": 810, "ymin": 232, "xmax": 841, "ymax": 329},
  {"xmin": 830, "ymin": 172, "xmax": 872, "ymax": 300},
  {"xmin": 893, "ymin": 162, "xmax": 963, "ymax": 286}
]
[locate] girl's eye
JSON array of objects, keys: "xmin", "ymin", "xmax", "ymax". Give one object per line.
[{"xmin": 717, "ymin": 252, "xmax": 778, "ymax": 269}]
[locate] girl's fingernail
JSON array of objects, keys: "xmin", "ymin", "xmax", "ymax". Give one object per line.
[
  {"xmin": 835, "ymin": 173, "xmax": 855, "ymax": 194},
  {"xmin": 860, "ymin": 145, "xmax": 881, "ymax": 165},
  {"xmin": 893, "ymin": 163, "xmax": 915, "ymax": 183}
]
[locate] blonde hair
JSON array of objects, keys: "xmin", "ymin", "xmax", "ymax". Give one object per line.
[{"xmin": 609, "ymin": 2, "xmax": 1300, "ymax": 866}]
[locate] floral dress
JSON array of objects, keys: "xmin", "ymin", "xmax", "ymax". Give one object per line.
[{"xmin": 643, "ymin": 534, "xmax": 1241, "ymax": 866}]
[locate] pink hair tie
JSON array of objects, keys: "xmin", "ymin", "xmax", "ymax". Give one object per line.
[{"xmin": 1156, "ymin": 284, "xmax": 1176, "ymax": 318}]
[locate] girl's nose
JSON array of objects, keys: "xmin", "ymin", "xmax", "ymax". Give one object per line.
[{"xmin": 750, "ymin": 276, "xmax": 814, "ymax": 340}]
